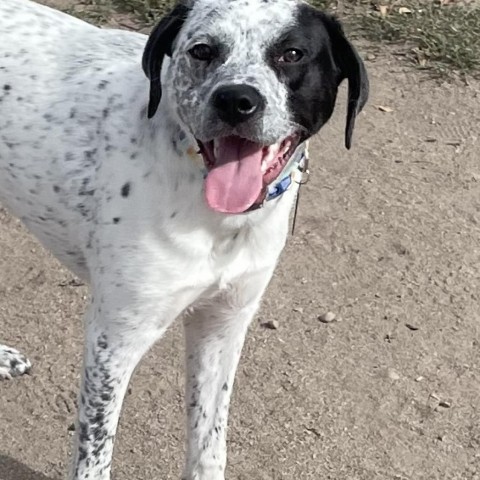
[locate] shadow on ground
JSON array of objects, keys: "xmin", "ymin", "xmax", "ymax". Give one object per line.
[{"xmin": 0, "ymin": 455, "xmax": 58, "ymax": 480}]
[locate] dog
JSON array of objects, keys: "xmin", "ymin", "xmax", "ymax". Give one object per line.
[{"xmin": 0, "ymin": 0, "xmax": 368, "ymax": 478}]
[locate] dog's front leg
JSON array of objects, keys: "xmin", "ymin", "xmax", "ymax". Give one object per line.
[
  {"xmin": 182, "ymin": 269, "xmax": 275, "ymax": 480},
  {"xmin": 69, "ymin": 300, "xmax": 168, "ymax": 480}
]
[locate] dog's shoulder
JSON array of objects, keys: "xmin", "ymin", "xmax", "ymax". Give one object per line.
[
  {"xmin": 0, "ymin": 0, "xmax": 149, "ymax": 166},
  {"xmin": 0, "ymin": 0, "xmax": 146, "ymax": 68}
]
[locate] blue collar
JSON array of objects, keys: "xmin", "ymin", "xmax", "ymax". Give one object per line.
[
  {"xmin": 247, "ymin": 143, "xmax": 309, "ymax": 211},
  {"xmin": 266, "ymin": 144, "xmax": 308, "ymax": 201}
]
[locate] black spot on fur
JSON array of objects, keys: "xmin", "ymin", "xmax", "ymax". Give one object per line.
[
  {"xmin": 79, "ymin": 422, "xmax": 89, "ymax": 443},
  {"xmin": 76, "ymin": 202, "xmax": 90, "ymax": 218},
  {"xmin": 121, "ymin": 182, "xmax": 130, "ymax": 197},
  {"xmin": 97, "ymin": 80, "xmax": 109, "ymax": 90},
  {"xmin": 84, "ymin": 149, "xmax": 97, "ymax": 163},
  {"xmin": 78, "ymin": 447, "xmax": 87, "ymax": 462},
  {"xmin": 97, "ymin": 336, "xmax": 108, "ymax": 350},
  {"xmin": 79, "ymin": 177, "xmax": 95, "ymax": 196},
  {"xmin": 113, "ymin": 217, "xmax": 120, "ymax": 224}
]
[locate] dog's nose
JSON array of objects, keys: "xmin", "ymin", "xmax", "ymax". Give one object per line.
[{"xmin": 212, "ymin": 85, "xmax": 265, "ymax": 126}]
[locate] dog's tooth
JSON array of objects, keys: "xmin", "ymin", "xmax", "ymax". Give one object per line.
[{"xmin": 268, "ymin": 149, "xmax": 277, "ymax": 163}]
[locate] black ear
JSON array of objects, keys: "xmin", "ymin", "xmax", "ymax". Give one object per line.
[
  {"xmin": 142, "ymin": 3, "xmax": 191, "ymax": 119},
  {"xmin": 322, "ymin": 15, "xmax": 369, "ymax": 149}
]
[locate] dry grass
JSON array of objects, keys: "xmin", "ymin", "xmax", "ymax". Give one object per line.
[
  {"xmin": 356, "ymin": 1, "xmax": 480, "ymax": 78},
  {"xmin": 66, "ymin": 0, "xmax": 480, "ymax": 77}
]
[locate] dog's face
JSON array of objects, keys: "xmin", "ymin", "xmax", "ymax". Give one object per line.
[{"xmin": 143, "ymin": 0, "xmax": 369, "ymax": 214}]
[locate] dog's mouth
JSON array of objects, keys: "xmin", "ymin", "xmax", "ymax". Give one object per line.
[{"xmin": 197, "ymin": 134, "xmax": 301, "ymax": 214}]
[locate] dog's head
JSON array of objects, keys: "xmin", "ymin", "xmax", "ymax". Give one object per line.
[{"xmin": 143, "ymin": 0, "xmax": 369, "ymax": 214}]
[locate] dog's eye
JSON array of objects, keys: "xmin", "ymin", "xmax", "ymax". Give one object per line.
[
  {"xmin": 279, "ymin": 48, "xmax": 304, "ymax": 64},
  {"xmin": 189, "ymin": 43, "xmax": 216, "ymax": 62}
]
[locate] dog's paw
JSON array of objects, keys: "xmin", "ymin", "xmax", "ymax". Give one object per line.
[{"xmin": 0, "ymin": 345, "xmax": 32, "ymax": 379}]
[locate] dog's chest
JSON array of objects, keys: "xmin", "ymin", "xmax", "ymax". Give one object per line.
[
  {"xmin": 164, "ymin": 216, "xmax": 282, "ymax": 291},
  {"xmin": 134, "ymin": 194, "xmax": 292, "ymax": 312}
]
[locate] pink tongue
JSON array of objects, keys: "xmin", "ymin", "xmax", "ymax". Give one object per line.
[{"xmin": 205, "ymin": 136, "xmax": 264, "ymax": 214}]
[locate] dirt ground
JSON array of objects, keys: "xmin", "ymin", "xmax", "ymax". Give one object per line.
[{"xmin": 1, "ymin": 2, "xmax": 480, "ymax": 480}]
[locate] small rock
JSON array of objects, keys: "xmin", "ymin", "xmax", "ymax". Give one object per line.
[
  {"xmin": 415, "ymin": 376, "xmax": 424, "ymax": 382},
  {"xmin": 388, "ymin": 369, "xmax": 401, "ymax": 381},
  {"xmin": 262, "ymin": 320, "xmax": 279, "ymax": 330},
  {"xmin": 318, "ymin": 312, "xmax": 336, "ymax": 323},
  {"xmin": 439, "ymin": 400, "xmax": 451, "ymax": 409},
  {"xmin": 366, "ymin": 53, "xmax": 376, "ymax": 61},
  {"xmin": 385, "ymin": 333, "xmax": 394, "ymax": 343},
  {"xmin": 292, "ymin": 307, "xmax": 304, "ymax": 314},
  {"xmin": 67, "ymin": 423, "xmax": 76, "ymax": 432}
]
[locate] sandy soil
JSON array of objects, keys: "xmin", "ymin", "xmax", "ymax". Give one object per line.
[{"xmin": 1, "ymin": 2, "xmax": 480, "ymax": 479}]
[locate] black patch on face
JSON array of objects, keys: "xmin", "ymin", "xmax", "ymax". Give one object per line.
[
  {"xmin": 266, "ymin": 9, "xmax": 337, "ymax": 137},
  {"xmin": 266, "ymin": 5, "xmax": 369, "ymax": 148}
]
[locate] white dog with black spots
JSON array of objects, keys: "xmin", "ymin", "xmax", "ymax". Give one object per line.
[{"xmin": 0, "ymin": 0, "xmax": 368, "ymax": 478}]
